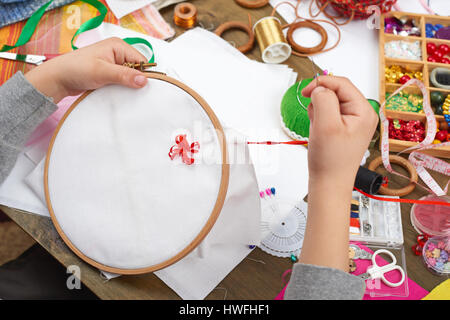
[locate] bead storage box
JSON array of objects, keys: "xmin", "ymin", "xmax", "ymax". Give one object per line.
[
  {"xmin": 349, "ymin": 192, "xmax": 409, "ymax": 297},
  {"xmin": 380, "ymin": 12, "xmax": 450, "ymax": 158},
  {"xmin": 422, "ymin": 236, "xmax": 450, "ymax": 276}
]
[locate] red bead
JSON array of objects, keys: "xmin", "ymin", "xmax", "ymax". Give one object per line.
[
  {"xmin": 441, "ymin": 57, "xmax": 450, "ymax": 64},
  {"xmin": 412, "ymin": 244, "xmax": 422, "ymax": 256},
  {"xmin": 398, "ymin": 74, "xmax": 411, "ymax": 84},
  {"xmin": 433, "ymin": 51, "xmax": 444, "ymax": 60},
  {"xmin": 427, "ymin": 43, "xmax": 437, "ymax": 55},
  {"xmin": 427, "ymin": 56, "xmax": 437, "ymax": 62},
  {"xmin": 436, "ymin": 130, "xmax": 448, "ymax": 142},
  {"xmin": 438, "ymin": 44, "xmax": 449, "ymax": 54}
]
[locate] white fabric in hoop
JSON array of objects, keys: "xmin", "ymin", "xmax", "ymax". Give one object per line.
[{"xmin": 46, "ymin": 78, "xmax": 225, "ymax": 270}]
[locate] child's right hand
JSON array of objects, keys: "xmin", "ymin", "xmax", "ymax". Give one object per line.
[{"xmin": 301, "ymin": 76, "xmax": 378, "ymax": 188}]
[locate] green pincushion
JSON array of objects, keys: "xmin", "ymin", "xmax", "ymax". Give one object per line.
[
  {"xmin": 281, "ymin": 79, "xmax": 313, "ymax": 139},
  {"xmin": 281, "ymin": 80, "xmax": 380, "ymax": 140}
]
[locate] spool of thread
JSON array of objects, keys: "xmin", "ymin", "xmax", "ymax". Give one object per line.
[
  {"xmin": 174, "ymin": 2, "xmax": 197, "ymax": 29},
  {"xmin": 253, "ymin": 17, "xmax": 291, "ymax": 64},
  {"xmin": 354, "ymin": 166, "xmax": 383, "ymax": 195}
]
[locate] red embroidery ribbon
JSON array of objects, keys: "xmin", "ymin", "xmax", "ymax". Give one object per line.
[
  {"xmin": 354, "ymin": 187, "xmax": 450, "ymax": 207},
  {"xmin": 168, "ymin": 134, "xmax": 199, "ymax": 165}
]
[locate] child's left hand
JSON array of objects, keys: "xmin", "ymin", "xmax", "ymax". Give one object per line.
[{"xmin": 25, "ymin": 37, "xmax": 149, "ymax": 103}]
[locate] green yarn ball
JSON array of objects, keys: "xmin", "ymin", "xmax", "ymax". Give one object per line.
[{"xmin": 281, "ymin": 79, "xmax": 313, "ymax": 139}]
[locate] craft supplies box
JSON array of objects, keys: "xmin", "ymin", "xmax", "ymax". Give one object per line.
[
  {"xmin": 379, "ymin": 11, "xmax": 450, "ymax": 158},
  {"xmin": 350, "ymin": 192, "xmax": 409, "ymax": 297}
]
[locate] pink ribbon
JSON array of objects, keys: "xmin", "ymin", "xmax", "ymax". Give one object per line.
[{"xmin": 168, "ymin": 134, "xmax": 200, "ymax": 165}]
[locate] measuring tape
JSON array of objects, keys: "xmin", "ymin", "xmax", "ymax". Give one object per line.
[{"xmin": 379, "ymin": 78, "xmax": 450, "ymax": 196}]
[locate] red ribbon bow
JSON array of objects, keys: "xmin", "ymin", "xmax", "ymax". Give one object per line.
[{"xmin": 168, "ymin": 134, "xmax": 200, "ymax": 165}]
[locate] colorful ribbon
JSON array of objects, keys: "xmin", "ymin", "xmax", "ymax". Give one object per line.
[
  {"xmin": 168, "ymin": 134, "xmax": 200, "ymax": 165},
  {"xmin": 0, "ymin": 0, "xmax": 155, "ymax": 63}
]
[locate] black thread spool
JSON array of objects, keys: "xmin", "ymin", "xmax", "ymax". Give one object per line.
[{"xmin": 355, "ymin": 166, "xmax": 383, "ymax": 195}]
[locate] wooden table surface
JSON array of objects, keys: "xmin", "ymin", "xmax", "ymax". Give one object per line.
[{"xmin": 1, "ymin": 0, "xmax": 447, "ymax": 299}]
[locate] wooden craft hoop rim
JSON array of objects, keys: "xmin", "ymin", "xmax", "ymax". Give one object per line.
[
  {"xmin": 44, "ymin": 73, "xmax": 230, "ymax": 275},
  {"xmin": 215, "ymin": 21, "xmax": 255, "ymax": 53},
  {"xmin": 234, "ymin": 0, "xmax": 269, "ymax": 9},
  {"xmin": 368, "ymin": 155, "xmax": 418, "ymax": 197},
  {"xmin": 286, "ymin": 20, "xmax": 328, "ymax": 54}
]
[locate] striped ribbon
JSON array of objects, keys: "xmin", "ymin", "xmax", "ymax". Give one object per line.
[{"xmin": 0, "ymin": 0, "xmax": 155, "ymax": 63}]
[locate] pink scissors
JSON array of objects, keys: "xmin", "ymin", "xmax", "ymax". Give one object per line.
[{"xmin": 0, "ymin": 52, "xmax": 59, "ymax": 65}]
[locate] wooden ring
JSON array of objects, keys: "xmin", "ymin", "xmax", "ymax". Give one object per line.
[
  {"xmin": 286, "ymin": 20, "xmax": 328, "ymax": 54},
  {"xmin": 368, "ymin": 155, "xmax": 418, "ymax": 197},
  {"xmin": 234, "ymin": 0, "xmax": 269, "ymax": 9},
  {"xmin": 44, "ymin": 73, "xmax": 230, "ymax": 275},
  {"xmin": 215, "ymin": 21, "xmax": 255, "ymax": 53}
]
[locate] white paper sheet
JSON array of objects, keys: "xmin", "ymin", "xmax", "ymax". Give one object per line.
[{"xmin": 105, "ymin": 0, "xmax": 158, "ymax": 19}]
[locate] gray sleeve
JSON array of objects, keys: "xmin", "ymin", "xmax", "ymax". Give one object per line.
[
  {"xmin": 0, "ymin": 71, "xmax": 57, "ymax": 183},
  {"xmin": 284, "ymin": 263, "xmax": 366, "ymax": 300}
]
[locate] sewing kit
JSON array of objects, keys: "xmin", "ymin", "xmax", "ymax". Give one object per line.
[
  {"xmin": 379, "ymin": 11, "xmax": 450, "ymax": 158},
  {"xmin": 350, "ymin": 191, "xmax": 403, "ymax": 246},
  {"xmin": 348, "ymin": 191, "xmax": 409, "ymax": 297}
]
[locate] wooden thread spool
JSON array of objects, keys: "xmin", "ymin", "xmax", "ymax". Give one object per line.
[
  {"xmin": 253, "ymin": 17, "xmax": 291, "ymax": 64},
  {"xmin": 174, "ymin": 2, "xmax": 197, "ymax": 29},
  {"xmin": 215, "ymin": 21, "xmax": 255, "ymax": 54},
  {"xmin": 368, "ymin": 155, "xmax": 418, "ymax": 197}
]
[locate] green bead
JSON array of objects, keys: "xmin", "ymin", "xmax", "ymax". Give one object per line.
[
  {"xmin": 436, "ymin": 105, "xmax": 444, "ymax": 115},
  {"xmin": 290, "ymin": 254, "xmax": 298, "ymax": 262},
  {"xmin": 431, "ymin": 91, "xmax": 445, "ymax": 107}
]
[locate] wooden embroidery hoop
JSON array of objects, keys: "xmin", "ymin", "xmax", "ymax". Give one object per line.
[
  {"xmin": 44, "ymin": 72, "xmax": 230, "ymax": 275},
  {"xmin": 368, "ymin": 155, "xmax": 418, "ymax": 197}
]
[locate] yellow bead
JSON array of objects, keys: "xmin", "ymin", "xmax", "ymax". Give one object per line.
[{"xmin": 433, "ymin": 139, "xmax": 441, "ymax": 144}]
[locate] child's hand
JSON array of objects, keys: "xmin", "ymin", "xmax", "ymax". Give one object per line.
[
  {"xmin": 25, "ymin": 37, "xmax": 149, "ymax": 103},
  {"xmin": 298, "ymin": 77, "xmax": 378, "ymax": 272},
  {"xmin": 302, "ymin": 76, "xmax": 378, "ymax": 187}
]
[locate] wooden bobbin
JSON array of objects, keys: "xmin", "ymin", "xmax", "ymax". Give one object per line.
[
  {"xmin": 174, "ymin": 2, "xmax": 197, "ymax": 29},
  {"xmin": 286, "ymin": 20, "xmax": 328, "ymax": 54},
  {"xmin": 368, "ymin": 155, "xmax": 418, "ymax": 197},
  {"xmin": 215, "ymin": 21, "xmax": 255, "ymax": 53},
  {"xmin": 234, "ymin": 0, "xmax": 269, "ymax": 9}
]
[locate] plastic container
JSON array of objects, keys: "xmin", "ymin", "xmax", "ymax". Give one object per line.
[
  {"xmin": 350, "ymin": 192, "xmax": 408, "ymax": 298},
  {"xmin": 410, "ymin": 195, "xmax": 450, "ymax": 237},
  {"xmin": 422, "ymin": 236, "xmax": 450, "ymax": 276}
]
